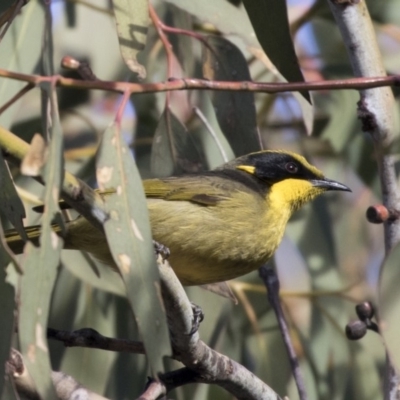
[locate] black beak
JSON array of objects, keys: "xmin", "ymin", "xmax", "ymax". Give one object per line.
[{"xmin": 311, "ymin": 178, "xmax": 351, "ymax": 192}]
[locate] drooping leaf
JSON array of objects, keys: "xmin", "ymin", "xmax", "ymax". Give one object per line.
[
  {"xmin": 0, "ymin": 0, "xmax": 44, "ymax": 129},
  {"xmin": 165, "ymin": 0, "xmax": 314, "ymax": 133},
  {"xmin": 19, "ymin": 87, "xmax": 63, "ymax": 399},
  {"xmin": 0, "ymin": 150, "xmax": 27, "ymax": 241},
  {"xmin": 169, "ymin": 4, "xmax": 195, "ymax": 77},
  {"xmin": 61, "ymin": 251, "xmax": 126, "ymax": 297},
  {"xmin": 193, "ymin": 92, "xmax": 235, "ymax": 168},
  {"xmin": 202, "ymin": 36, "xmax": 261, "ymax": 156},
  {"xmin": 151, "ymin": 108, "xmax": 205, "ymax": 177},
  {"xmin": 112, "ymin": 0, "xmax": 149, "ymax": 79},
  {"xmin": 242, "ymin": 0, "xmax": 310, "ymax": 102},
  {"xmin": 96, "ymin": 120, "xmax": 171, "ymax": 375},
  {"xmin": 0, "ymin": 265, "xmax": 15, "ymax": 398},
  {"xmin": 0, "ymin": 0, "xmax": 17, "ymax": 15}
]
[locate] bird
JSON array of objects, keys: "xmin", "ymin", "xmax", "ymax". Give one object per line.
[{"xmin": 5, "ymin": 150, "xmax": 350, "ymax": 286}]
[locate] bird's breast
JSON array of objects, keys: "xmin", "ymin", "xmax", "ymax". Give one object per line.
[{"xmin": 147, "ymin": 190, "xmax": 292, "ymax": 285}]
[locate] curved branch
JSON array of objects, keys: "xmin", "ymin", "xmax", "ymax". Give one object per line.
[{"xmin": 157, "ymin": 256, "xmax": 283, "ymax": 400}]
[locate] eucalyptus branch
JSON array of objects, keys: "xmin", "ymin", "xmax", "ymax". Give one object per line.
[
  {"xmin": 327, "ymin": 0, "xmax": 400, "ymax": 252},
  {"xmin": 8, "ymin": 349, "xmax": 109, "ymax": 400},
  {"xmin": 0, "ymin": 67, "xmax": 399, "ymax": 96},
  {"xmin": 0, "ymin": 125, "xmax": 106, "ymax": 231},
  {"xmin": 47, "ymin": 327, "xmax": 145, "ymax": 354},
  {"xmin": 157, "ymin": 256, "xmax": 282, "ymax": 400},
  {"xmin": 327, "ymin": 1, "xmax": 400, "ymax": 399}
]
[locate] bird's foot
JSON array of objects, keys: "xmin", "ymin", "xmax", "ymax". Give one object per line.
[
  {"xmin": 189, "ymin": 302, "xmax": 204, "ymax": 335},
  {"xmin": 153, "ymin": 240, "xmax": 170, "ymax": 261}
]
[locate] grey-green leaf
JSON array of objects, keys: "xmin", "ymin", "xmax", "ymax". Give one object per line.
[
  {"xmin": 19, "ymin": 86, "xmax": 63, "ymax": 399},
  {"xmin": 112, "ymin": 0, "xmax": 149, "ymax": 79},
  {"xmin": 97, "ymin": 121, "xmax": 171, "ymax": 374},
  {"xmin": 151, "ymin": 108, "xmax": 204, "ymax": 177},
  {"xmin": 202, "ymin": 36, "xmax": 261, "ymax": 156},
  {"xmin": 0, "ymin": 0, "xmax": 44, "ymax": 129},
  {"xmin": 0, "ymin": 266, "xmax": 15, "ymax": 398},
  {"xmin": 242, "ymin": 0, "xmax": 310, "ymax": 103},
  {"xmin": 0, "ymin": 151, "xmax": 27, "ymax": 241}
]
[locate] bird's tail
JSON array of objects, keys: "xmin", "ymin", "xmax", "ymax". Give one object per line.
[{"xmin": 5, "ymin": 225, "xmax": 62, "ymax": 254}]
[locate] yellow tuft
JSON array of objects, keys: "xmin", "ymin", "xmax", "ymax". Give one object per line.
[{"xmin": 236, "ymin": 165, "xmax": 256, "ymax": 174}]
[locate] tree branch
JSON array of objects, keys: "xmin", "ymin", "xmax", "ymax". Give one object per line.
[
  {"xmin": 157, "ymin": 256, "xmax": 283, "ymax": 400},
  {"xmin": 7, "ymin": 349, "xmax": 109, "ymax": 400},
  {"xmin": 327, "ymin": 0, "xmax": 400, "ymax": 252},
  {"xmin": 0, "ymin": 67, "xmax": 398, "ymax": 95},
  {"xmin": 327, "ymin": 1, "xmax": 400, "ymax": 399}
]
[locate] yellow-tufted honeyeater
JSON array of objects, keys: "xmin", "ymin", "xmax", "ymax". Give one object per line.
[{"xmin": 5, "ymin": 150, "xmax": 350, "ymax": 286}]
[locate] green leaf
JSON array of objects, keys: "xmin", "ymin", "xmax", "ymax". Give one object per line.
[
  {"xmin": 0, "ymin": 267, "xmax": 15, "ymax": 398},
  {"xmin": 0, "ymin": 0, "xmax": 16, "ymax": 15},
  {"xmin": 0, "ymin": 151, "xmax": 27, "ymax": 241},
  {"xmin": 61, "ymin": 251, "xmax": 126, "ymax": 297},
  {"xmin": 151, "ymin": 108, "xmax": 204, "ymax": 177},
  {"xmin": 0, "ymin": 0, "xmax": 44, "ymax": 129},
  {"xmin": 165, "ymin": 0, "xmax": 314, "ymax": 134},
  {"xmin": 19, "ymin": 87, "xmax": 63, "ymax": 399},
  {"xmin": 112, "ymin": 0, "xmax": 149, "ymax": 79},
  {"xmin": 96, "ymin": 121, "xmax": 171, "ymax": 375},
  {"xmin": 202, "ymin": 36, "xmax": 261, "ymax": 156},
  {"xmin": 168, "ymin": 4, "xmax": 195, "ymax": 77},
  {"xmin": 242, "ymin": 0, "xmax": 310, "ymax": 102}
]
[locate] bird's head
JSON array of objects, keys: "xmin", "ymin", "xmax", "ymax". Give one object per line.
[{"xmin": 234, "ymin": 150, "xmax": 351, "ymax": 212}]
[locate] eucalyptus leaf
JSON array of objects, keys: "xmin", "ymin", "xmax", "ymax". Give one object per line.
[
  {"xmin": 202, "ymin": 36, "xmax": 261, "ymax": 156},
  {"xmin": 169, "ymin": 4, "xmax": 195, "ymax": 77},
  {"xmin": 0, "ymin": 0, "xmax": 16, "ymax": 15},
  {"xmin": 0, "ymin": 267, "xmax": 15, "ymax": 398},
  {"xmin": 0, "ymin": 151, "xmax": 27, "ymax": 241},
  {"xmin": 19, "ymin": 86, "xmax": 63, "ymax": 399},
  {"xmin": 0, "ymin": 0, "xmax": 44, "ymax": 129},
  {"xmin": 61, "ymin": 250, "xmax": 126, "ymax": 297},
  {"xmin": 242, "ymin": 0, "xmax": 310, "ymax": 102},
  {"xmin": 165, "ymin": 0, "xmax": 314, "ymax": 133},
  {"xmin": 97, "ymin": 121, "xmax": 171, "ymax": 375},
  {"xmin": 151, "ymin": 108, "xmax": 204, "ymax": 177},
  {"xmin": 112, "ymin": 0, "xmax": 149, "ymax": 79}
]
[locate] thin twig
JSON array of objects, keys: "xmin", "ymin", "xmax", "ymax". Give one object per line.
[
  {"xmin": 0, "ymin": 83, "xmax": 34, "ymax": 115},
  {"xmin": 47, "ymin": 327, "xmax": 146, "ymax": 354},
  {"xmin": 0, "ymin": 0, "xmax": 26, "ymax": 41},
  {"xmin": 0, "ymin": 67, "xmax": 398, "ymax": 95},
  {"xmin": 259, "ymin": 265, "xmax": 308, "ymax": 400}
]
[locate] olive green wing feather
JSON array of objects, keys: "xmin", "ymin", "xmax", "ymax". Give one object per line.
[
  {"xmin": 143, "ymin": 176, "xmax": 234, "ymax": 206},
  {"xmin": 33, "ymin": 175, "xmax": 238, "ymax": 212}
]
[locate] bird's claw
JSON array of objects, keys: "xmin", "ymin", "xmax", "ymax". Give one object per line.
[
  {"xmin": 153, "ymin": 240, "xmax": 170, "ymax": 261},
  {"xmin": 189, "ymin": 302, "xmax": 204, "ymax": 335}
]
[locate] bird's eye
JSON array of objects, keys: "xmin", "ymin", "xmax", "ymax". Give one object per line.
[{"xmin": 285, "ymin": 162, "xmax": 299, "ymax": 173}]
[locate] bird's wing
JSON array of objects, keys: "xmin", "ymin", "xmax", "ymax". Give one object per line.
[
  {"xmin": 33, "ymin": 175, "xmax": 237, "ymax": 212},
  {"xmin": 143, "ymin": 176, "xmax": 233, "ymax": 206}
]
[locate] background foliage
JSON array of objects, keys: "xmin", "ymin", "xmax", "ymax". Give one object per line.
[{"xmin": 1, "ymin": 0, "xmax": 400, "ymax": 399}]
